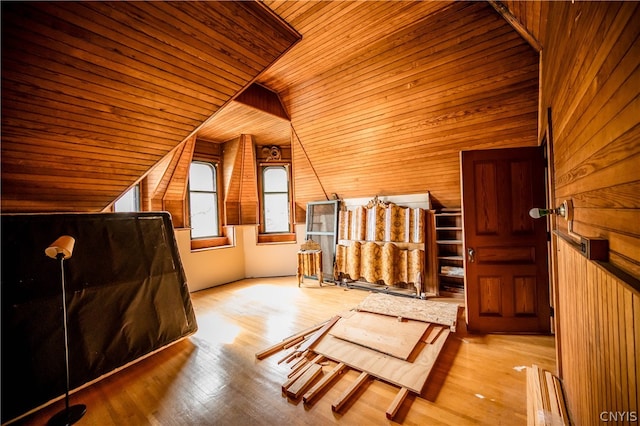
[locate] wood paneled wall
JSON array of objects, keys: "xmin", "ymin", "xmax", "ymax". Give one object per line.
[
  {"xmin": 223, "ymin": 135, "xmax": 259, "ymax": 225},
  {"xmin": 0, "ymin": 2, "xmax": 299, "ymax": 213},
  {"xmin": 539, "ymin": 2, "xmax": 640, "ymax": 423},
  {"xmin": 556, "ymin": 238, "xmax": 638, "ymax": 424},
  {"xmin": 261, "ymin": 1, "xmax": 539, "ymax": 209},
  {"xmin": 540, "ymin": 1, "xmax": 640, "ymax": 279}
]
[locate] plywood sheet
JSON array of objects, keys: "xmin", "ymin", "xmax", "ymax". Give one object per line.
[
  {"xmin": 356, "ymin": 293, "xmax": 460, "ymax": 331},
  {"xmin": 329, "ymin": 311, "xmax": 429, "ymax": 360},
  {"xmin": 314, "ymin": 326, "xmax": 451, "ymax": 393}
]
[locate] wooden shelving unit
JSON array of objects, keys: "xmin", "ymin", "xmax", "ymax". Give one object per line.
[{"xmin": 434, "ymin": 210, "xmax": 465, "ymax": 299}]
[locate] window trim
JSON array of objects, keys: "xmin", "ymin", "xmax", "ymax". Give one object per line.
[
  {"xmin": 188, "ymin": 160, "xmax": 221, "ymax": 239},
  {"xmin": 258, "ymin": 163, "xmax": 294, "ymax": 236},
  {"xmin": 114, "ymin": 184, "xmax": 141, "ymax": 212}
]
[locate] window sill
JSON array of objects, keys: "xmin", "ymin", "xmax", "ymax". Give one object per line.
[
  {"xmin": 191, "ymin": 236, "xmax": 231, "ymax": 251},
  {"xmin": 257, "ymin": 233, "xmax": 297, "ymax": 244}
]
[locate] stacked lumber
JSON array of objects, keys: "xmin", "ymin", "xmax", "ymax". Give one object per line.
[
  {"xmin": 255, "ymin": 294, "xmax": 461, "ymax": 421},
  {"xmin": 526, "ymin": 365, "xmax": 570, "ymax": 426}
]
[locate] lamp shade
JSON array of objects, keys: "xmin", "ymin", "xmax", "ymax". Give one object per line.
[{"xmin": 45, "ymin": 235, "xmax": 76, "ymax": 259}]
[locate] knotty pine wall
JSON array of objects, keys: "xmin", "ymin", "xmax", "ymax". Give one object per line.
[
  {"xmin": 262, "ymin": 1, "xmax": 539, "ymax": 210},
  {"xmin": 541, "ymin": 1, "xmax": 639, "ymax": 277},
  {"xmin": 539, "ymin": 2, "xmax": 639, "ymax": 423},
  {"xmin": 556, "ymin": 238, "xmax": 638, "ymax": 424}
]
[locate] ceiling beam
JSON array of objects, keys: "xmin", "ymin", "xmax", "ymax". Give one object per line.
[{"xmin": 488, "ymin": 1, "xmax": 542, "ymax": 52}]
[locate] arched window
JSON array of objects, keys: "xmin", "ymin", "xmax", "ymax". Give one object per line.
[
  {"xmin": 189, "ymin": 161, "xmax": 219, "ymax": 238},
  {"xmin": 262, "ymin": 166, "xmax": 290, "ymax": 233}
]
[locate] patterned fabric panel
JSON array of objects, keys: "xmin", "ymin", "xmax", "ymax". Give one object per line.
[
  {"xmin": 334, "ymin": 198, "xmax": 426, "ymax": 288},
  {"xmin": 335, "ymin": 244, "xmax": 346, "ymax": 278},
  {"xmin": 338, "ymin": 211, "xmax": 350, "ymax": 240},
  {"xmin": 365, "ymin": 205, "xmax": 385, "ymax": 241},
  {"xmin": 382, "ymin": 243, "xmax": 399, "ymax": 285},
  {"xmin": 361, "ymin": 242, "xmax": 382, "ymax": 283},
  {"xmin": 335, "ymin": 243, "xmax": 425, "ymax": 288},
  {"xmin": 298, "ymin": 251, "xmax": 321, "ymax": 277},
  {"xmin": 410, "ymin": 208, "xmax": 425, "ymax": 243},
  {"xmin": 346, "ymin": 241, "xmax": 362, "ymax": 280},
  {"xmin": 397, "ymin": 249, "xmax": 409, "ymax": 283},
  {"xmin": 351, "ymin": 207, "xmax": 366, "ymax": 241},
  {"xmin": 386, "ymin": 204, "xmax": 409, "ymax": 242},
  {"xmin": 374, "ymin": 204, "xmax": 386, "ymax": 241},
  {"xmin": 408, "ymin": 249, "xmax": 425, "ymax": 284}
]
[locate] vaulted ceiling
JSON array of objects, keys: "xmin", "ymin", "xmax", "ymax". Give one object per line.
[
  {"xmin": 261, "ymin": 0, "xmax": 543, "ymax": 208},
  {"xmin": 0, "ymin": 1, "xmax": 300, "ymax": 212},
  {"xmin": 1, "ymin": 1, "xmax": 547, "ymax": 213}
]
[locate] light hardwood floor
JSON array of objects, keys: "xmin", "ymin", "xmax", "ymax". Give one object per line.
[{"xmin": 15, "ymin": 277, "xmax": 556, "ymax": 425}]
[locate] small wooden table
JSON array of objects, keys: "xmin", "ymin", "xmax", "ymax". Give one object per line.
[{"xmin": 297, "ymin": 249, "xmax": 323, "ymax": 287}]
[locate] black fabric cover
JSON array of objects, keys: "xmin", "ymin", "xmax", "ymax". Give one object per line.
[{"xmin": 1, "ymin": 212, "xmax": 198, "ymax": 423}]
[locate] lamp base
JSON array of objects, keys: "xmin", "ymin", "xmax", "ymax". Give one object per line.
[{"xmin": 47, "ymin": 404, "xmax": 86, "ymax": 426}]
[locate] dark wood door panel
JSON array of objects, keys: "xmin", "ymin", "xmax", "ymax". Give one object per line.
[
  {"xmin": 462, "ymin": 146, "xmax": 550, "ymax": 333},
  {"xmin": 476, "ymin": 245, "xmax": 536, "ymax": 264}
]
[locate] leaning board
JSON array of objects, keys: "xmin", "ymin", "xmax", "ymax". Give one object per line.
[
  {"xmin": 314, "ymin": 324, "xmax": 451, "ymax": 393},
  {"xmin": 329, "ymin": 311, "xmax": 429, "ymax": 360}
]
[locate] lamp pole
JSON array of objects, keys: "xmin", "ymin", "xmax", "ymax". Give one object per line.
[{"xmin": 46, "ymin": 236, "xmax": 86, "ymax": 426}]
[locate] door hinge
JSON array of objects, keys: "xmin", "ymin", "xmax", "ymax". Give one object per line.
[{"xmin": 550, "ymin": 306, "xmax": 554, "ymax": 317}]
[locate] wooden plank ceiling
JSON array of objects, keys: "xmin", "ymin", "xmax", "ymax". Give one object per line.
[
  {"xmin": 258, "ymin": 0, "xmax": 541, "ymax": 209},
  {"xmin": 0, "ymin": 1, "xmax": 299, "ymax": 212},
  {"xmin": 1, "ymin": 0, "xmax": 545, "ymax": 213}
]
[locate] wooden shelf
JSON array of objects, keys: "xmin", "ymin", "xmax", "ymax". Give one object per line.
[
  {"xmin": 438, "ymin": 255, "xmax": 463, "ymax": 261},
  {"xmin": 439, "ymin": 273, "xmax": 464, "ymax": 279},
  {"xmin": 434, "ymin": 210, "xmax": 464, "ymax": 297}
]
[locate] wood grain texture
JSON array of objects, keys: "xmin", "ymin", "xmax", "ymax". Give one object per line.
[
  {"xmin": 15, "ymin": 276, "xmax": 556, "ymax": 425},
  {"xmin": 556, "ymin": 238, "xmax": 638, "ymax": 425},
  {"xmin": 331, "ymin": 371, "xmax": 370, "ymax": 413},
  {"xmin": 196, "ymin": 100, "xmax": 291, "ymax": 147},
  {"xmin": 356, "ymin": 293, "xmax": 460, "ymax": 330},
  {"xmin": 540, "ymin": 1, "xmax": 640, "ymax": 276},
  {"xmin": 536, "ymin": 5, "xmax": 640, "ymax": 421},
  {"xmin": 302, "ymin": 362, "xmax": 346, "ymax": 404},
  {"xmin": 329, "ymin": 312, "xmax": 429, "ymax": 360},
  {"xmin": 386, "ymin": 387, "xmax": 410, "ymax": 420},
  {"xmin": 0, "ymin": 1, "xmax": 299, "ymax": 212},
  {"xmin": 260, "ymin": 1, "xmax": 539, "ymax": 209},
  {"xmin": 285, "ymin": 362, "xmax": 322, "ymax": 399},
  {"xmin": 314, "ymin": 327, "xmax": 450, "ymax": 393},
  {"xmin": 2, "ymin": 1, "xmax": 541, "ymax": 215}
]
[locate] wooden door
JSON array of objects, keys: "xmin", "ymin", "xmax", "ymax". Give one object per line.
[{"xmin": 461, "ymin": 147, "xmax": 550, "ymax": 333}]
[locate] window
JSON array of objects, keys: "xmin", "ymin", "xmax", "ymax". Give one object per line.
[
  {"xmin": 262, "ymin": 166, "xmax": 291, "ymax": 233},
  {"xmin": 189, "ymin": 161, "xmax": 219, "ymax": 238},
  {"xmin": 114, "ymin": 184, "xmax": 140, "ymax": 212}
]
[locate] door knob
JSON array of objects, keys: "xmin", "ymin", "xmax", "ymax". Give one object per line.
[{"xmin": 467, "ymin": 248, "xmax": 475, "ymax": 263}]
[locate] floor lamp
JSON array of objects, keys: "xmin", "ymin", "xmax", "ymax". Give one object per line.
[{"xmin": 45, "ymin": 236, "xmax": 86, "ymax": 426}]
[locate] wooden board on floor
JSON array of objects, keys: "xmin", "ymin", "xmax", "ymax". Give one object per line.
[
  {"xmin": 329, "ymin": 311, "xmax": 429, "ymax": 360},
  {"xmin": 314, "ymin": 326, "xmax": 451, "ymax": 393},
  {"xmin": 356, "ymin": 293, "xmax": 460, "ymax": 330}
]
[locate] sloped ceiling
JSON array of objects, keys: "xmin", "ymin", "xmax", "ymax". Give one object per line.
[
  {"xmin": 0, "ymin": 1, "xmax": 299, "ymax": 212},
  {"xmin": 259, "ymin": 0, "xmax": 541, "ymax": 209},
  {"xmin": 1, "ymin": 0, "xmax": 547, "ymax": 213}
]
